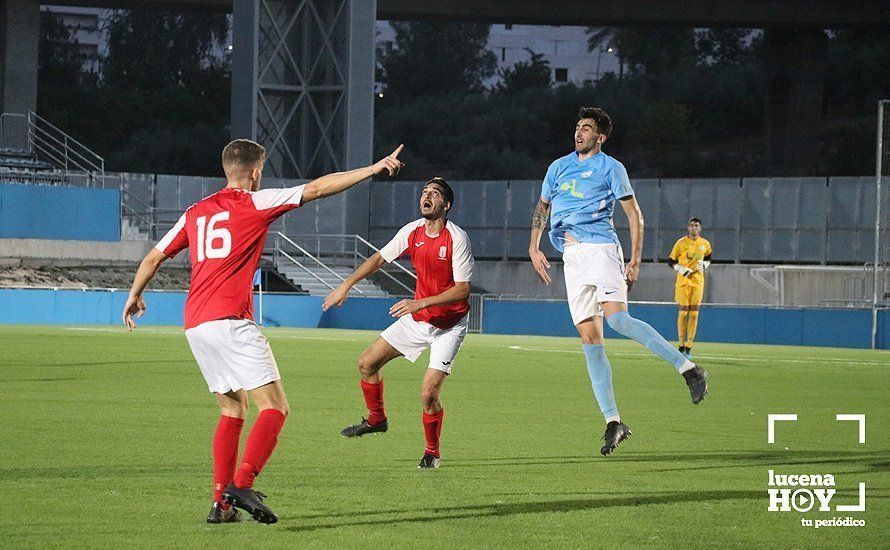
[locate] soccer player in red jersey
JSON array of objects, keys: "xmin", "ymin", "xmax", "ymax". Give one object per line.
[
  {"xmin": 323, "ymin": 177, "xmax": 474, "ymax": 469},
  {"xmin": 122, "ymin": 139, "xmax": 405, "ymax": 523}
]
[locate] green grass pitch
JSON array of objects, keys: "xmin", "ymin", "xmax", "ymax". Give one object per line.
[{"xmin": 1, "ymin": 325, "xmax": 887, "ymax": 548}]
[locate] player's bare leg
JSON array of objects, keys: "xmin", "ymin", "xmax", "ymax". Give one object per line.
[
  {"xmin": 341, "ymin": 337, "xmax": 402, "ymax": 437},
  {"xmin": 419, "ymin": 368, "xmax": 447, "ymax": 468},
  {"xmin": 207, "ymin": 389, "xmax": 247, "ymax": 523},
  {"xmin": 216, "ymin": 389, "xmax": 249, "ymax": 418},
  {"xmin": 602, "ymin": 301, "xmax": 708, "ymax": 404},
  {"xmin": 575, "ymin": 316, "xmax": 631, "ymax": 455},
  {"xmin": 249, "ymin": 379, "xmax": 290, "ymax": 414},
  {"xmin": 222, "ymin": 380, "xmax": 289, "ymax": 524}
]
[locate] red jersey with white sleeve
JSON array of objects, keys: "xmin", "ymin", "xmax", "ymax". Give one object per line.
[
  {"xmin": 155, "ymin": 185, "xmax": 305, "ymax": 330},
  {"xmin": 379, "ymin": 218, "xmax": 474, "ymax": 329}
]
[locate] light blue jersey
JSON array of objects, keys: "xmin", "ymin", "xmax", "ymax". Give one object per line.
[{"xmin": 541, "ymin": 151, "xmax": 634, "ymax": 253}]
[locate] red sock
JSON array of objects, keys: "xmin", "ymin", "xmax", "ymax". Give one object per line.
[
  {"xmin": 361, "ymin": 379, "xmax": 386, "ymax": 426},
  {"xmin": 422, "ymin": 410, "xmax": 445, "ymax": 458},
  {"xmin": 212, "ymin": 415, "xmax": 243, "ymax": 505},
  {"xmin": 233, "ymin": 409, "xmax": 286, "ymax": 489}
]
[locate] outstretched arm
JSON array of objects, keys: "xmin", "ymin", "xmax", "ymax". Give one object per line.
[
  {"xmin": 301, "ymin": 144, "xmax": 405, "ymax": 204},
  {"xmin": 618, "ymin": 195, "xmax": 644, "ymax": 291},
  {"xmin": 389, "ymin": 282, "xmax": 471, "ymax": 318},
  {"xmin": 322, "ymin": 252, "xmax": 387, "ymax": 311},
  {"xmin": 122, "ymin": 248, "xmax": 169, "ymax": 330},
  {"xmin": 528, "ymin": 198, "xmax": 552, "ymax": 285}
]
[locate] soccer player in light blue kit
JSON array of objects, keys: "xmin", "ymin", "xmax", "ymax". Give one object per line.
[{"xmin": 529, "ymin": 107, "xmax": 708, "ymax": 456}]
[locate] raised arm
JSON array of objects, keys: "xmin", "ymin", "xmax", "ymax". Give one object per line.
[
  {"xmin": 122, "ymin": 247, "xmax": 169, "ymax": 330},
  {"xmin": 322, "ymin": 252, "xmax": 387, "ymax": 311},
  {"xmin": 301, "ymin": 144, "xmax": 405, "ymax": 204},
  {"xmin": 618, "ymin": 195, "xmax": 644, "ymax": 290},
  {"xmin": 528, "ymin": 197, "xmax": 552, "ymax": 285}
]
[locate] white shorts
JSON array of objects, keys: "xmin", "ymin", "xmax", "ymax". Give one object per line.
[
  {"xmin": 380, "ymin": 314, "xmax": 468, "ymax": 374},
  {"xmin": 563, "ymin": 242, "xmax": 628, "ymax": 325},
  {"xmin": 185, "ymin": 318, "xmax": 281, "ymax": 394}
]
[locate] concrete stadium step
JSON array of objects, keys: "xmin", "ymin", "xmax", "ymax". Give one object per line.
[
  {"xmin": 277, "ymin": 263, "xmax": 391, "ymax": 297},
  {"xmin": 120, "ymin": 217, "xmax": 151, "ymax": 241},
  {"xmin": 290, "ymin": 280, "xmax": 390, "ymax": 297}
]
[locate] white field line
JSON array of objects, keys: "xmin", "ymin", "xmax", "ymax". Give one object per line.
[
  {"xmin": 506, "ymin": 345, "xmax": 888, "ymax": 367},
  {"xmin": 58, "ymin": 328, "xmax": 889, "ymax": 365},
  {"xmin": 65, "ymin": 327, "xmax": 182, "ymax": 334}
]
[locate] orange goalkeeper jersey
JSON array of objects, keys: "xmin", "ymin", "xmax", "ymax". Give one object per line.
[{"xmin": 669, "ymin": 236, "xmax": 712, "ymax": 288}]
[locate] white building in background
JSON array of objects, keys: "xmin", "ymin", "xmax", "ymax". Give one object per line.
[{"xmin": 376, "ymin": 22, "xmax": 622, "ymax": 88}]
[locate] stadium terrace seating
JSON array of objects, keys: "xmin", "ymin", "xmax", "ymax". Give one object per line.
[
  {"xmin": 0, "ymin": 147, "xmax": 64, "ymax": 185},
  {"xmin": 0, "ymin": 148, "xmax": 54, "ymax": 171}
]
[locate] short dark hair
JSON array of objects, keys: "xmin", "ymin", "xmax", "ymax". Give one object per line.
[
  {"xmin": 578, "ymin": 107, "xmax": 613, "ymax": 137},
  {"xmin": 222, "ymin": 139, "xmax": 265, "ymax": 171},
  {"xmin": 689, "ymin": 217, "xmax": 702, "ymax": 225},
  {"xmin": 425, "ymin": 177, "xmax": 454, "ymax": 210}
]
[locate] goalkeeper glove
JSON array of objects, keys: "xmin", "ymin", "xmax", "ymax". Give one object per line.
[
  {"xmin": 673, "ymin": 264, "xmax": 694, "ymax": 277},
  {"xmin": 696, "ymin": 259, "xmax": 711, "ymax": 272}
]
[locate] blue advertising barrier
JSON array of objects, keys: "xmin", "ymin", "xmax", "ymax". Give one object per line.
[
  {"xmin": 0, "ymin": 184, "xmax": 120, "ymax": 241},
  {"xmin": 481, "ymin": 300, "xmax": 890, "ymax": 350},
  {"xmin": 0, "ymin": 289, "xmax": 324, "ymax": 328},
  {"xmin": 0, "ymin": 289, "xmax": 886, "ymax": 349}
]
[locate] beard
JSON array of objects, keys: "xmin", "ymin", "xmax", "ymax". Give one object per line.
[{"xmin": 421, "ymin": 205, "xmax": 444, "ymax": 220}]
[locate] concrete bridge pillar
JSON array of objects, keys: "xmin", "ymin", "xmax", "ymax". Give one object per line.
[
  {"xmin": 762, "ymin": 29, "xmax": 828, "ymax": 176},
  {"xmin": 0, "ymin": 0, "xmax": 40, "ymax": 115}
]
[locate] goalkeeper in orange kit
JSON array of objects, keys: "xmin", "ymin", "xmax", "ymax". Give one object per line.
[{"xmin": 668, "ymin": 218, "xmax": 712, "ymax": 359}]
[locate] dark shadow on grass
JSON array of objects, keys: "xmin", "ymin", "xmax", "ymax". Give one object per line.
[
  {"xmin": 281, "ymin": 490, "xmax": 763, "ymax": 532},
  {"xmin": 422, "ymin": 450, "xmax": 890, "ymax": 470},
  {"xmin": 642, "ymin": 451, "xmax": 890, "ymax": 474},
  {"xmin": 598, "ymin": 450, "xmax": 890, "ymax": 463}
]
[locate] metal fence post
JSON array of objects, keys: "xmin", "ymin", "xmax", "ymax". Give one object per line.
[{"xmin": 735, "ymin": 178, "xmax": 743, "ymax": 263}]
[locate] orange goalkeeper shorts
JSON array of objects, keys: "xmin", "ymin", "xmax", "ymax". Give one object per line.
[{"xmin": 675, "ymin": 284, "xmax": 704, "ymax": 307}]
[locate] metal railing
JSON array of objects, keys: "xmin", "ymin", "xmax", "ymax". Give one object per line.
[
  {"xmin": 272, "ymin": 232, "xmax": 364, "ymax": 295},
  {"xmin": 467, "ymin": 293, "xmax": 483, "ymax": 333},
  {"xmin": 750, "ymin": 264, "xmax": 890, "ymax": 307},
  {"xmin": 283, "ymin": 233, "xmax": 416, "ymax": 295},
  {"xmin": 26, "ymin": 111, "xmax": 105, "ymax": 187}
]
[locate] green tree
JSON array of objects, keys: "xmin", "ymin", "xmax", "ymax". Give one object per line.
[
  {"xmin": 379, "ymin": 21, "xmax": 496, "ymax": 100},
  {"xmin": 587, "ymin": 26, "xmax": 697, "ymax": 76},
  {"xmin": 37, "ymin": 11, "xmax": 100, "ymax": 132},
  {"xmin": 493, "ymin": 48, "xmax": 551, "ymax": 94},
  {"xmin": 38, "ymin": 11, "xmax": 87, "ymax": 86},
  {"xmin": 97, "ymin": 9, "xmax": 230, "ymax": 175},
  {"xmin": 695, "ymin": 28, "xmax": 753, "ymax": 65},
  {"xmin": 102, "ymin": 9, "xmax": 228, "ymax": 92},
  {"xmin": 36, "ymin": 8, "xmax": 231, "ymax": 176}
]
